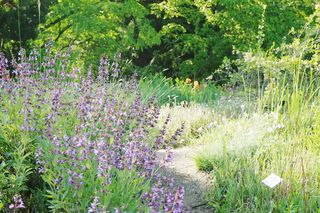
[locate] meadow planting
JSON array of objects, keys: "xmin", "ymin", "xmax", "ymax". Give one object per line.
[
  {"xmin": 2, "ymin": 1, "xmax": 320, "ymax": 212},
  {"xmin": 0, "ymin": 48, "xmax": 185, "ymax": 212}
]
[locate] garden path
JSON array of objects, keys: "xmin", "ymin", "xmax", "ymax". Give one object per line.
[{"xmin": 158, "ymin": 145, "xmax": 214, "ymax": 212}]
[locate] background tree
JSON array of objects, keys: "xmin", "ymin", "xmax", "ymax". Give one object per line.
[
  {"xmin": 0, "ymin": 0, "xmax": 56, "ymax": 58},
  {"xmin": 36, "ymin": 0, "xmax": 161, "ymax": 70},
  {"xmin": 0, "ymin": 0, "xmax": 315, "ymax": 81},
  {"xmin": 142, "ymin": 0, "xmax": 314, "ymax": 80}
]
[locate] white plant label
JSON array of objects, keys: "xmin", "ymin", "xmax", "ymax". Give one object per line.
[{"xmin": 262, "ymin": 173, "xmax": 283, "ymax": 188}]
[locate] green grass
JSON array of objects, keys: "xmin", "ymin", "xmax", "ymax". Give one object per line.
[
  {"xmin": 158, "ymin": 104, "xmax": 216, "ymax": 147},
  {"xmin": 193, "ymin": 39, "xmax": 320, "ymax": 212},
  {"xmin": 139, "ymin": 74, "xmax": 220, "ymax": 106},
  {"xmin": 194, "ymin": 107, "xmax": 320, "ymax": 211}
]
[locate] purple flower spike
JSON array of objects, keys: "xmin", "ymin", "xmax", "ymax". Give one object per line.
[{"xmin": 9, "ymin": 195, "xmax": 25, "ymax": 209}]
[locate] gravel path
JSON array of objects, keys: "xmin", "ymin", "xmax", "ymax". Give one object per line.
[{"xmin": 158, "ymin": 146, "xmax": 214, "ymax": 212}]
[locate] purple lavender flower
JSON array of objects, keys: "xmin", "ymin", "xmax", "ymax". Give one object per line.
[
  {"xmin": 9, "ymin": 195, "xmax": 25, "ymax": 209},
  {"xmin": 0, "ymin": 52, "xmax": 9, "ymax": 79},
  {"xmin": 1, "ymin": 49, "xmax": 186, "ymax": 211},
  {"xmin": 88, "ymin": 196, "xmax": 100, "ymax": 213},
  {"xmin": 111, "ymin": 53, "xmax": 121, "ymax": 79},
  {"xmin": 98, "ymin": 56, "xmax": 109, "ymax": 82},
  {"xmin": 173, "ymin": 186, "xmax": 185, "ymax": 213}
]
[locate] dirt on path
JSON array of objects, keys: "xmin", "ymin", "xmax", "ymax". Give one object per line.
[{"xmin": 158, "ymin": 145, "xmax": 214, "ymax": 212}]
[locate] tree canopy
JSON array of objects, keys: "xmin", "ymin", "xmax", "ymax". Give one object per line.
[{"xmin": 0, "ymin": 0, "xmax": 316, "ymax": 79}]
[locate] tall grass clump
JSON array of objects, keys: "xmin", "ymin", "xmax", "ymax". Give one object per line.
[
  {"xmin": 236, "ymin": 31, "xmax": 320, "ymax": 130},
  {"xmin": 139, "ymin": 74, "xmax": 219, "ymax": 106},
  {"xmin": 195, "ymin": 13, "xmax": 320, "ymax": 211},
  {"xmin": 195, "ymin": 107, "xmax": 320, "ymax": 211},
  {"xmin": 0, "ymin": 47, "xmax": 186, "ymax": 212},
  {"xmin": 158, "ymin": 104, "xmax": 217, "ymax": 147}
]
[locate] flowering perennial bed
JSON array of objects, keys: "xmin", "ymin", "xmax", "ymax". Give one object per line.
[{"xmin": 0, "ymin": 48, "xmax": 185, "ymax": 212}]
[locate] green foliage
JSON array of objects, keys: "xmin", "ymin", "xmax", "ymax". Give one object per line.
[
  {"xmin": 195, "ymin": 111, "xmax": 320, "ymax": 211},
  {"xmin": 174, "ymin": 78, "xmax": 219, "ymax": 104},
  {"xmin": 158, "ymin": 104, "xmax": 217, "ymax": 147},
  {"xmin": 226, "ymin": 18, "xmax": 320, "ymax": 130},
  {"xmin": 0, "ymin": 93, "xmax": 44, "ymax": 210},
  {"xmin": 0, "ymin": 0, "xmax": 55, "ymax": 57},
  {"xmin": 210, "ymin": 0, "xmax": 314, "ymax": 49},
  {"xmin": 195, "ymin": 155, "xmax": 213, "ymax": 172},
  {"xmin": 150, "ymin": 0, "xmax": 230, "ymax": 78},
  {"xmin": 147, "ymin": 0, "xmax": 314, "ymax": 79},
  {"xmin": 139, "ymin": 74, "xmax": 219, "ymax": 105},
  {"xmin": 309, "ymin": 107, "xmax": 320, "ymax": 152},
  {"xmin": 194, "ymin": 9, "xmax": 320, "ymax": 210},
  {"xmin": 2, "ymin": 1, "xmax": 320, "ymax": 212},
  {"xmin": 1, "ymin": 1, "xmax": 315, "ymax": 80},
  {"xmin": 139, "ymin": 74, "xmax": 180, "ymax": 105},
  {"xmin": 41, "ymin": 137, "xmax": 149, "ymax": 212},
  {"xmin": 37, "ymin": 0, "xmax": 160, "ymax": 68},
  {"xmin": 0, "ymin": 80, "xmax": 150, "ymax": 211}
]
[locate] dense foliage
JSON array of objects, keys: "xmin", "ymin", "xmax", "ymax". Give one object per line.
[
  {"xmin": 2, "ymin": 1, "xmax": 320, "ymax": 212},
  {"xmin": 0, "ymin": 0, "xmax": 56, "ymax": 58},
  {"xmin": 0, "ymin": 48, "xmax": 185, "ymax": 212},
  {"xmin": 0, "ymin": 0, "xmax": 315, "ymax": 79},
  {"xmin": 192, "ymin": 5, "xmax": 320, "ymax": 211}
]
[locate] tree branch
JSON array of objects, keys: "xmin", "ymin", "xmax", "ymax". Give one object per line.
[
  {"xmin": 54, "ymin": 24, "xmax": 73, "ymax": 43},
  {"xmin": 44, "ymin": 13, "xmax": 73, "ymax": 29}
]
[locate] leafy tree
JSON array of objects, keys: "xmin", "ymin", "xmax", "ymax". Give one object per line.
[
  {"xmin": 145, "ymin": 0, "xmax": 314, "ymax": 80},
  {"xmin": 147, "ymin": 0, "xmax": 230, "ymax": 80},
  {"xmin": 37, "ymin": 0, "xmax": 161, "ymax": 69},
  {"xmin": 3, "ymin": 0, "xmax": 314, "ymax": 81},
  {"xmin": 0, "ymin": 0, "xmax": 56, "ymax": 58},
  {"xmin": 212, "ymin": 0, "xmax": 315, "ymax": 49}
]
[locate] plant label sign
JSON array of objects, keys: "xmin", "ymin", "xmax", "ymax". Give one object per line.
[{"xmin": 262, "ymin": 173, "xmax": 282, "ymax": 188}]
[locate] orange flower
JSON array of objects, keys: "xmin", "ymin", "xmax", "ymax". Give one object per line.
[
  {"xmin": 185, "ymin": 78, "xmax": 192, "ymax": 84},
  {"xmin": 194, "ymin": 81, "xmax": 200, "ymax": 92}
]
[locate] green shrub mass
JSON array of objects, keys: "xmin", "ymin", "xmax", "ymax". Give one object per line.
[{"xmin": 0, "ymin": 0, "xmax": 315, "ymax": 79}]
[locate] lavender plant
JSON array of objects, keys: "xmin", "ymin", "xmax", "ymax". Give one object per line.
[{"xmin": 0, "ymin": 48, "xmax": 185, "ymax": 212}]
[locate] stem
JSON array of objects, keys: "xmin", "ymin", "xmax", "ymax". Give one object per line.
[
  {"xmin": 38, "ymin": 0, "xmax": 41, "ymax": 26},
  {"xmin": 301, "ymin": 157, "xmax": 308, "ymax": 212},
  {"xmin": 17, "ymin": 0, "xmax": 22, "ymax": 48},
  {"xmin": 267, "ymin": 190, "xmax": 271, "ymax": 213}
]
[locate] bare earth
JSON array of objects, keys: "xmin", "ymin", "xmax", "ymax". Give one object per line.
[{"xmin": 158, "ymin": 146, "xmax": 214, "ymax": 212}]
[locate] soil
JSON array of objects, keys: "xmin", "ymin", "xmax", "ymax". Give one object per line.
[{"xmin": 158, "ymin": 145, "xmax": 214, "ymax": 212}]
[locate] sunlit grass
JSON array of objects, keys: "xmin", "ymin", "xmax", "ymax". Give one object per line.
[
  {"xmin": 193, "ymin": 39, "xmax": 320, "ymax": 211},
  {"xmin": 158, "ymin": 104, "xmax": 216, "ymax": 147}
]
